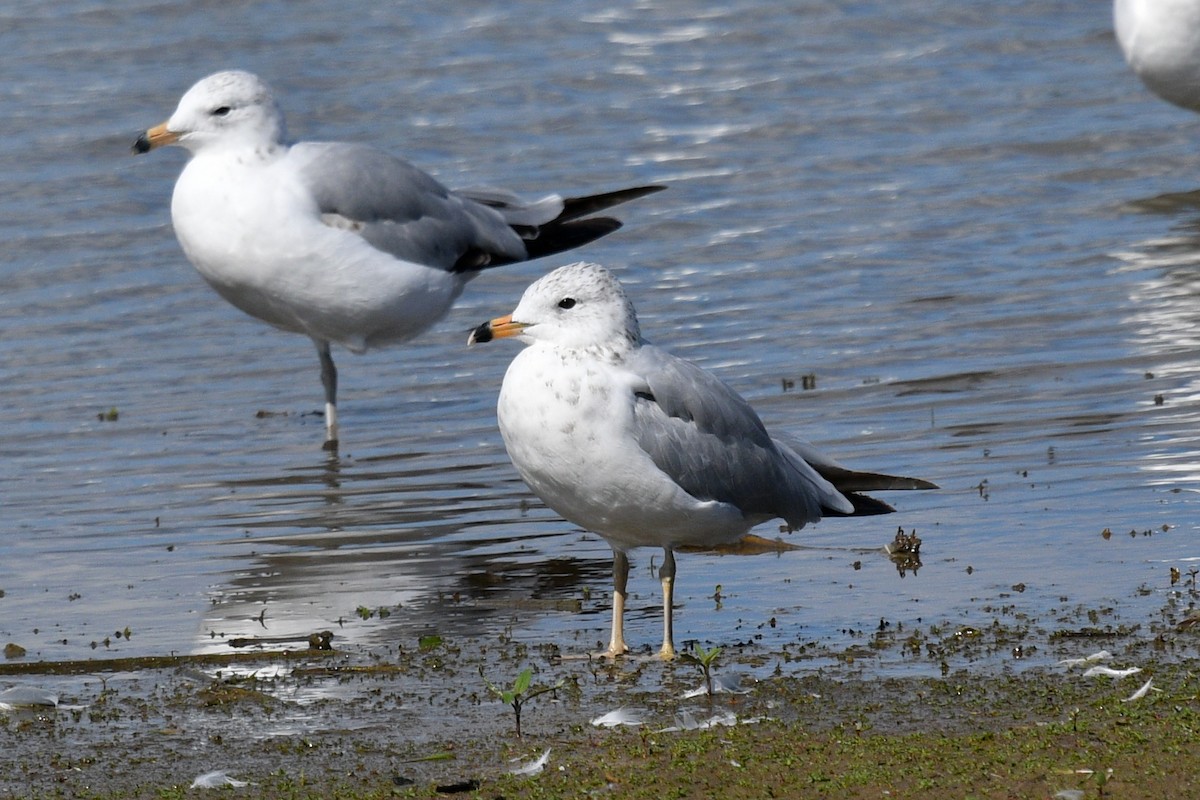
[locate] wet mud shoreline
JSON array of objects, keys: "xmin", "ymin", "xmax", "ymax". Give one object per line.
[{"xmin": 4, "ymin": 609, "xmax": 1199, "ymax": 799}]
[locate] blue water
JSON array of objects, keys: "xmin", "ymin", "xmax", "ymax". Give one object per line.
[{"xmin": 0, "ymin": 0, "xmax": 1197, "ymax": 669}]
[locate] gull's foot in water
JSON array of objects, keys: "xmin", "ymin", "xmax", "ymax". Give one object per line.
[{"xmin": 597, "ymin": 643, "xmax": 630, "ymax": 661}]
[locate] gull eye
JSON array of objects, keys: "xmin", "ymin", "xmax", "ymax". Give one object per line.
[
  {"xmin": 211, "ymin": 106, "xmax": 232, "ymax": 117},
  {"xmin": 557, "ymin": 297, "xmax": 576, "ymax": 309}
]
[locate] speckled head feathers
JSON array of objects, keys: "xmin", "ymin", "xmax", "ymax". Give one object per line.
[{"xmin": 510, "ymin": 262, "xmax": 641, "ymax": 349}]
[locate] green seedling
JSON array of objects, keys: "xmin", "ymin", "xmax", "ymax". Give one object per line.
[
  {"xmin": 480, "ymin": 665, "xmax": 564, "ymax": 738},
  {"xmin": 680, "ymin": 643, "xmax": 722, "ymax": 697}
]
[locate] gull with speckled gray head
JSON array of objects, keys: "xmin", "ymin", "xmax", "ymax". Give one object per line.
[
  {"xmin": 133, "ymin": 70, "xmax": 661, "ymax": 449},
  {"xmin": 469, "ymin": 263, "xmax": 937, "ymax": 660}
]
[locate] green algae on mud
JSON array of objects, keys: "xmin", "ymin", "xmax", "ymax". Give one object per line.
[{"xmin": 3, "ymin": 625, "xmax": 1200, "ymax": 800}]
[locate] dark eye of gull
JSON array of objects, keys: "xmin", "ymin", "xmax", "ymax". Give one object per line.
[
  {"xmin": 211, "ymin": 106, "xmax": 232, "ymax": 117},
  {"xmin": 557, "ymin": 297, "xmax": 576, "ymax": 309}
]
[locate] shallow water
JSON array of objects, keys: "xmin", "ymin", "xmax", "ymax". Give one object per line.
[{"xmin": 1, "ymin": 1, "xmax": 1198, "ymax": 673}]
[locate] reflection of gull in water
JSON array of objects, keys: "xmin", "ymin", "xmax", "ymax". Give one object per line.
[
  {"xmin": 1115, "ymin": 223, "xmax": 1200, "ymax": 353},
  {"xmin": 132, "ymin": 70, "xmax": 662, "ymax": 448},
  {"xmin": 1111, "ymin": 220, "xmax": 1200, "ymax": 487},
  {"xmin": 468, "ymin": 263, "xmax": 936, "ymax": 660},
  {"xmin": 195, "ymin": 451, "xmax": 614, "ymax": 656},
  {"xmin": 1115, "ymin": 0, "xmax": 1200, "ymax": 113}
]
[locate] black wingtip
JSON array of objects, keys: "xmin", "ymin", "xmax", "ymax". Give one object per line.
[
  {"xmin": 831, "ymin": 492, "xmax": 897, "ymax": 517},
  {"xmin": 456, "ymin": 184, "xmax": 662, "ymax": 274},
  {"xmin": 815, "ymin": 463, "xmax": 939, "ymax": 494},
  {"xmin": 467, "ymin": 321, "xmax": 493, "ymax": 345},
  {"xmin": 520, "ymin": 217, "xmax": 624, "ymax": 262},
  {"xmin": 556, "ymin": 184, "xmax": 666, "ymax": 223}
]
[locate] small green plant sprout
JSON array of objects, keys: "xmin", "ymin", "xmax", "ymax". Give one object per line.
[
  {"xmin": 480, "ymin": 665, "xmax": 564, "ymax": 738},
  {"xmin": 680, "ymin": 643, "xmax": 722, "ymax": 697}
]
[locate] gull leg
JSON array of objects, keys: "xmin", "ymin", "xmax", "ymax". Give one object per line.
[
  {"xmin": 603, "ymin": 549, "xmax": 630, "ymax": 658},
  {"xmin": 315, "ymin": 339, "xmax": 339, "ymax": 450},
  {"xmin": 658, "ymin": 548, "xmax": 677, "ymax": 660}
]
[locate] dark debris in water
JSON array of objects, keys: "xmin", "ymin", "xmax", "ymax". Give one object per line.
[
  {"xmin": 886, "ymin": 526, "xmax": 921, "ymax": 556},
  {"xmin": 885, "ymin": 526, "xmax": 922, "ymax": 576},
  {"xmin": 0, "ymin": 645, "xmax": 336, "ymax": 677},
  {"xmin": 228, "ymin": 630, "xmax": 334, "ymax": 650}
]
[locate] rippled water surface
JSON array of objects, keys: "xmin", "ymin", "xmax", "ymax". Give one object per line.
[{"xmin": 1, "ymin": 0, "xmax": 1198, "ymax": 670}]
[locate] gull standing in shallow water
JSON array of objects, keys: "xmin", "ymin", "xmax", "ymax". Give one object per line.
[
  {"xmin": 469, "ymin": 263, "xmax": 937, "ymax": 660},
  {"xmin": 1115, "ymin": 0, "xmax": 1200, "ymax": 112},
  {"xmin": 133, "ymin": 70, "xmax": 662, "ymax": 449}
]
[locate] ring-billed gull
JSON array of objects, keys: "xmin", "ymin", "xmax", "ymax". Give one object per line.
[
  {"xmin": 468, "ymin": 263, "xmax": 937, "ymax": 660},
  {"xmin": 132, "ymin": 70, "xmax": 662, "ymax": 449},
  {"xmin": 1115, "ymin": 0, "xmax": 1200, "ymax": 112}
]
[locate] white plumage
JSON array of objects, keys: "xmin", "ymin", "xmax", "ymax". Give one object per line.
[
  {"xmin": 1115, "ymin": 0, "xmax": 1200, "ymax": 112},
  {"xmin": 134, "ymin": 70, "xmax": 660, "ymax": 447},
  {"xmin": 470, "ymin": 263, "xmax": 935, "ymax": 659}
]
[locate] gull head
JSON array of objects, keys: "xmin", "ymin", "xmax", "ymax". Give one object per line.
[
  {"xmin": 133, "ymin": 70, "xmax": 286, "ymax": 156},
  {"xmin": 468, "ymin": 262, "xmax": 640, "ymax": 350}
]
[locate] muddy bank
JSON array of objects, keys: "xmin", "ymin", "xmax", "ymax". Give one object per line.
[{"xmin": 3, "ymin": 613, "xmax": 1200, "ymax": 799}]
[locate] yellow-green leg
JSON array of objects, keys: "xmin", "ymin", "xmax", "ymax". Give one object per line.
[
  {"xmin": 603, "ymin": 549, "xmax": 631, "ymax": 658},
  {"xmin": 658, "ymin": 548, "xmax": 676, "ymax": 660}
]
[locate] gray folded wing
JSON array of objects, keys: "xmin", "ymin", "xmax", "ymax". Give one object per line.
[
  {"xmin": 626, "ymin": 346, "xmax": 849, "ymax": 529},
  {"xmin": 292, "ymin": 142, "xmax": 529, "ymax": 270}
]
